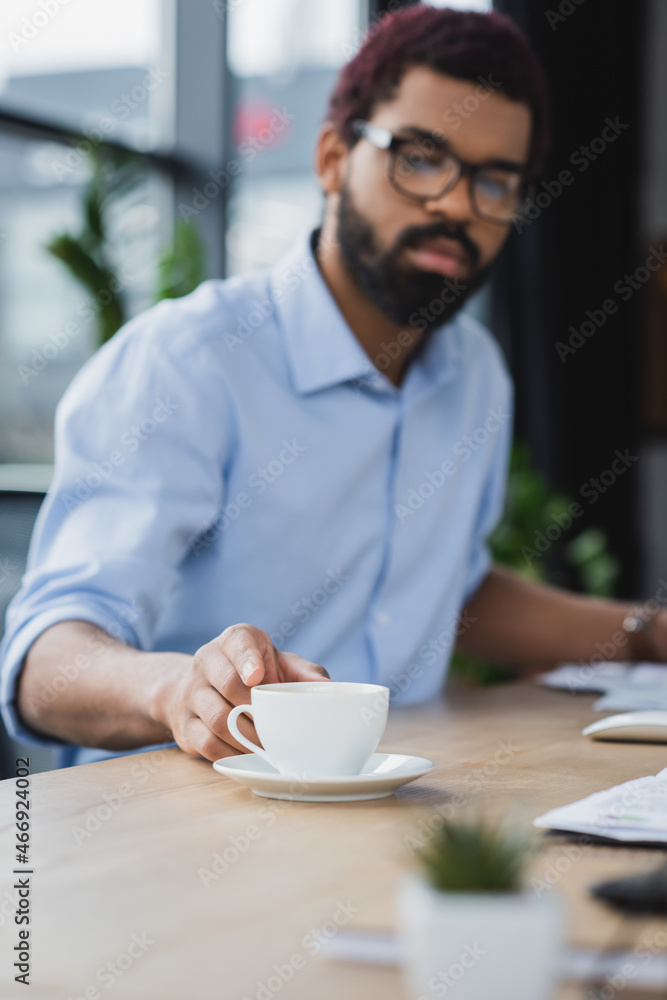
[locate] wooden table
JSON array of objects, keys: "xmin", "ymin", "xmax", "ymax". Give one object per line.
[{"xmin": 1, "ymin": 681, "xmax": 666, "ymax": 999}]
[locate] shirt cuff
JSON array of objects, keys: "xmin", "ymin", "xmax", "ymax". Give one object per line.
[{"xmin": 0, "ymin": 603, "xmax": 141, "ymax": 748}]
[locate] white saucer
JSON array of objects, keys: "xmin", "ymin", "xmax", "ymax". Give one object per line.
[{"xmin": 212, "ymin": 752, "xmax": 434, "ymax": 801}]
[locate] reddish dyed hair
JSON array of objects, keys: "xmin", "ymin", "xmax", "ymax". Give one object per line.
[{"xmin": 326, "ymin": 5, "xmax": 549, "ymax": 175}]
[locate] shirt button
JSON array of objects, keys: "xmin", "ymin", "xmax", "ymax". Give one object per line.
[{"xmin": 375, "ymin": 611, "xmax": 390, "ymax": 625}]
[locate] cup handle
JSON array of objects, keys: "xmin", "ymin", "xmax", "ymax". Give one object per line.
[{"xmin": 227, "ymin": 704, "xmax": 275, "ymax": 767}]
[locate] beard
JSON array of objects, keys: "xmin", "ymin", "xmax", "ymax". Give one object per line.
[{"xmin": 335, "ymin": 181, "xmax": 493, "ymax": 335}]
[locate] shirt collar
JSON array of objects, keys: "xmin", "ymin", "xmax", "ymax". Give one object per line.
[{"xmin": 269, "ymin": 228, "xmax": 463, "ymax": 396}]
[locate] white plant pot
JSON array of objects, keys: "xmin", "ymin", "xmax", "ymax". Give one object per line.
[{"xmin": 398, "ymin": 873, "xmax": 564, "ymax": 1000}]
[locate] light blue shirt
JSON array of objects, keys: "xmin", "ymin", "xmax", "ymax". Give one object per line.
[{"xmin": 0, "ymin": 228, "xmax": 513, "ymax": 766}]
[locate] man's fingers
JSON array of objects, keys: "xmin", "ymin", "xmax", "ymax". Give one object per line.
[
  {"xmin": 276, "ymin": 650, "xmax": 330, "ymax": 682},
  {"xmin": 216, "ymin": 623, "xmax": 280, "ymax": 686},
  {"xmin": 181, "ymin": 716, "xmax": 244, "ymax": 763},
  {"xmin": 198, "ymin": 647, "xmax": 253, "ymax": 706},
  {"xmin": 191, "ymin": 685, "xmax": 261, "ymax": 753}
]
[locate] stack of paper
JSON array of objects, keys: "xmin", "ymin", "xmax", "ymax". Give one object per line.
[
  {"xmin": 534, "ymin": 767, "xmax": 667, "ymax": 844},
  {"xmin": 593, "ymin": 665, "xmax": 667, "ymax": 711},
  {"xmin": 537, "ymin": 662, "xmax": 630, "ymax": 694},
  {"xmin": 538, "ymin": 662, "xmax": 667, "ymax": 710}
]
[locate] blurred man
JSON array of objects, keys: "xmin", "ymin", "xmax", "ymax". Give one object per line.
[{"xmin": 2, "ymin": 7, "xmax": 665, "ymax": 765}]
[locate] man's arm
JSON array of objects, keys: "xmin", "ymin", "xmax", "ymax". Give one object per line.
[
  {"xmin": 17, "ymin": 620, "xmax": 328, "ymax": 761},
  {"xmin": 456, "ymin": 565, "xmax": 667, "ymax": 667},
  {"xmin": 5, "ymin": 295, "xmax": 335, "ymax": 762}
]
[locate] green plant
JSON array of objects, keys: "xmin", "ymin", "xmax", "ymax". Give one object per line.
[
  {"xmin": 155, "ymin": 218, "xmax": 206, "ymax": 303},
  {"xmin": 565, "ymin": 528, "xmax": 619, "ymax": 599},
  {"xmin": 46, "ymin": 146, "xmax": 142, "ymax": 345},
  {"xmin": 489, "ymin": 442, "xmax": 619, "ymax": 596},
  {"xmin": 46, "ymin": 144, "xmax": 205, "ymax": 346},
  {"xmin": 418, "ymin": 818, "xmax": 530, "ymax": 894},
  {"xmin": 486, "ymin": 442, "xmax": 571, "ymax": 582}
]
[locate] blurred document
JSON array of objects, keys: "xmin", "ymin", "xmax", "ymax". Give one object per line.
[
  {"xmin": 593, "ymin": 664, "xmax": 667, "ymax": 711},
  {"xmin": 534, "ymin": 767, "xmax": 667, "ymax": 843},
  {"xmin": 538, "ymin": 662, "xmax": 667, "ymax": 708},
  {"xmin": 537, "ymin": 662, "xmax": 631, "ymax": 693}
]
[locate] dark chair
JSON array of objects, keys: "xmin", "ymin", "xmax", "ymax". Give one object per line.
[{"xmin": 0, "ymin": 490, "xmax": 46, "ymax": 778}]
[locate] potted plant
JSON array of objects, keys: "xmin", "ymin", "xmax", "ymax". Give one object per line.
[{"xmin": 398, "ymin": 818, "xmax": 563, "ymax": 1000}]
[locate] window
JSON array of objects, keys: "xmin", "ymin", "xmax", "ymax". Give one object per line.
[
  {"xmin": 225, "ymin": 0, "xmax": 362, "ymax": 275},
  {"xmin": 0, "ymin": 0, "xmax": 174, "ymax": 464},
  {"xmin": 0, "ymin": 128, "xmax": 171, "ymax": 463},
  {"xmin": 0, "ymin": 0, "xmax": 168, "ymax": 147}
]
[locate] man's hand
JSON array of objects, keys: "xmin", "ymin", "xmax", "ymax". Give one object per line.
[{"xmin": 159, "ymin": 624, "xmax": 330, "ymax": 762}]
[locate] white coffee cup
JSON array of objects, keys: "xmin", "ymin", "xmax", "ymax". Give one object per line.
[{"xmin": 226, "ymin": 681, "xmax": 390, "ymax": 778}]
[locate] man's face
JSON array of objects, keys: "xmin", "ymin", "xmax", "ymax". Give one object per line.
[{"xmin": 335, "ymin": 66, "xmax": 532, "ymax": 329}]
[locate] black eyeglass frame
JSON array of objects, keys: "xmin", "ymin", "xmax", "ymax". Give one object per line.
[{"xmin": 350, "ymin": 118, "xmax": 535, "ymax": 226}]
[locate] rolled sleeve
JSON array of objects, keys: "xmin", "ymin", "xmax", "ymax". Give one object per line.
[{"xmin": 0, "ymin": 290, "xmax": 234, "ymax": 746}]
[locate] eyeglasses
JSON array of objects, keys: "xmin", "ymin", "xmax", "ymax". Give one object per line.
[{"xmin": 351, "ymin": 119, "xmax": 533, "ymax": 225}]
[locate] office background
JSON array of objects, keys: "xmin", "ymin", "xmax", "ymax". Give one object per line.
[{"xmin": 0, "ymin": 0, "xmax": 665, "ymax": 768}]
